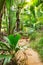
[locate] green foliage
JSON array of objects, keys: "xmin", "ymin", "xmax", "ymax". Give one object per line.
[
  {"xmin": 6, "ymin": 0, "xmax": 11, "ymax": 10},
  {"xmin": 0, "ymin": 54, "xmax": 12, "ymax": 65},
  {"xmin": 30, "ymin": 31, "xmax": 37, "ymax": 40},
  {"xmin": 0, "ymin": 41, "xmax": 11, "ymax": 51},
  {"xmin": 30, "ymin": 5, "xmax": 35, "ymax": 17},
  {"xmin": 3, "ymin": 34, "xmax": 21, "ymax": 50},
  {"xmin": 35, "ymin": 22, "xmax": 43, "ymax": 30},
  {"xmin": 30, "ymin": 37, "xmax": 43, "ymax": 61},
  {"xmin": 37, "ymin": 38, "xmax": 43, "ymax": 48},
  {"xmin": 35, "ymin": 37, "xmax": 43, "ymax": 61},
  {"xmin": 0, "ymin": 0, "xmax": 43, "ymax": 63},
  {"xmin": 0, "ymin": 34, "xmax": 21, "ymax": 65},
  {"xmin": 31, "ymin": 0, "xmax": 43, "ymax": 7},
  {"xmin": 1, "ymin": 0, "xmax": 43, "ymax": 35},
  {"xmin": 8, "ymin": 34, "xmax": 21, "ymax": 49}
]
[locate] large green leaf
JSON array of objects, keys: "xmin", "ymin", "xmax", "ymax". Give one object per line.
[
  {"xmin": 8, "ymin": 34, "xmax": 21, "ymax": 49},
  {"xmin": 4, "ymin": 36, "xmax": 11, "ymax": 45},
  {"xmin": 6, "ymin": 0, "xmax": 11, "ymax": 10}
]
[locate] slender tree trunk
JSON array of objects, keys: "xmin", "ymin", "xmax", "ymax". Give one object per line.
[
  {"xmin": 0, "ymin": 13, "xmax": 2, "ymax": 33},
  {"xmin": 8, "ymin": 1, "xmax": 11, "ymax": 35},
  {"xmin": 0, "ymin": 0, "xmax": 5, "ymax": 37},
  {"xmin": 8, "ymin": 16, "xmax": 11, "ymax": 35},
  {"xmin": 16, "ymin": 7, "xmax": 20, "ymax": 32}
]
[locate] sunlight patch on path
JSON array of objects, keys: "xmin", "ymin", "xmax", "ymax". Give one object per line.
[{"xmin": 16, "ymin": 39, "xmax": 43, "ymax": 65}]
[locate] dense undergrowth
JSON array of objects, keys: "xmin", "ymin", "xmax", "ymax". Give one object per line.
[{"xmin": 29, "ymin": 32, "xmax": 43, "ymax": 62}]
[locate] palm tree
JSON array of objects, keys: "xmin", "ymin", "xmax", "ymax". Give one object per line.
[
  {"xmin": 0, "ymin": 0, "xmax": 5, "ymax": 35},
  {"xmin": 14, "ymin": 0, "xmax": 28, "ymax": 32},
  {"xmin": 0, "ymin": 34, "xmax": 21, "ymax": 65}
]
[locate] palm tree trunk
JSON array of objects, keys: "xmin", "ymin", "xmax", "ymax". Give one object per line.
[
  {"xmin": 8, "ymin": 16, "xmax": 11, "ymax": 35},
  {"xmin": 16, "ymin": 7, "xmax": 20, "ymax": 32},
  {"xmin": 0, "ymin": 0, "xmax": 5, "ymax": 37},
  {"xmin": 0, "ymin": 13, "xmax": 2, "ymax": 33},
  {"xmin": 8, "ymin": 1, "xmax": 11, "ymax": 35}
]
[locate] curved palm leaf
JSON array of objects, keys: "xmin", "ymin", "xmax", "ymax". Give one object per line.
[
  {"xmin": 8, "ymin": 34, "xmax": 21, "ymax": 49},
  {"xmin": 0, "ymin": 42, "xmax": 11, "ymax": 52},
  {"xmin": 0, "ymin": 54, "xmax": 12, "ymax": 65},
  {"xmin": 4, "ymin": 34, "xmax": 21, "ymax": 49}
]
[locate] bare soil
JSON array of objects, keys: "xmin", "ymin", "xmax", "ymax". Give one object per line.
[{"xmin": 15, "ymin": 39, "xmax": 43, "ymax": 65}]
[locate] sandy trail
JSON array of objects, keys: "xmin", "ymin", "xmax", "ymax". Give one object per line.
[{"xmin": 16, "ymin": 39, "xmax": 43, "ymax": 65}]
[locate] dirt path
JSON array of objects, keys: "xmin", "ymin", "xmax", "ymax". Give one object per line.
[
  {"xmin": 16, "ymin": 39, "xmax": 43, "ymax": 65},
  {"xmin": 24, "ymin": 48, "xmax": 43, "ymax": 65}
]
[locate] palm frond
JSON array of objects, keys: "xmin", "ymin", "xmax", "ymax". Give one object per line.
[
  {"xmin": 0, "ymin": 54, "xmax": 12, "ymax": 65},
  {"xmin": 8, "ymin": 34, "xmax": 21, "ymax": 49},
  {"xmin": 0, "ymin": 41, "xmax": 11, "ymax": 52},
  {"xmin": 4, "ymin": 36, "xmax": 11, "ymax": 45}
]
